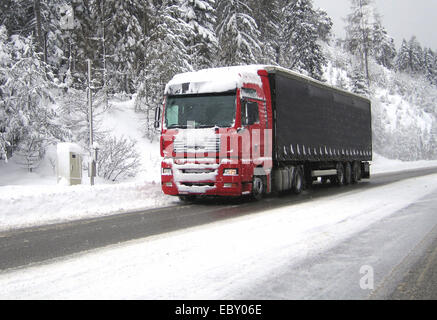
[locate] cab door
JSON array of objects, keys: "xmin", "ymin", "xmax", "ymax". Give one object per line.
[{"xmin": 240, "ymin": 99, "xmax": 265, "ymax": 177}]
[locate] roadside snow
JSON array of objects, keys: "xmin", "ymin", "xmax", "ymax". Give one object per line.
[
  {"xmin": 1, "ymin": 173, "xmax": 436, "ymax": 299},
  {"xmin": 1, "ymin": 151, "xmax": 437, "ymax": 232},
  {"xmin": 371, "ymin": 153, "xmax": 437, "ymax": 174},
  {"xmin": 0, "ymin": 181, "xmax": 175, "ymax": 232}
]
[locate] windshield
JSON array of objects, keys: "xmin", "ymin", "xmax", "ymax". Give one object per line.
[{"xmin": 165, "ymin": 93, "xmax": 236, "ymax": 129}]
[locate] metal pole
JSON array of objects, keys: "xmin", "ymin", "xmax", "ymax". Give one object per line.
[{"xmin": 88, "ymin": 59, "xmax": 95, "ymax": 186}]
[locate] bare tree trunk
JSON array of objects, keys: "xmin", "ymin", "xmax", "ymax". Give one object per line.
[
  {"xmin": 33, "ymin": 0, "xmax": 46, "ymax": 64},
  {"xmin": 358, "ymin": 0, "xmax": 370, "ymax": 87}
]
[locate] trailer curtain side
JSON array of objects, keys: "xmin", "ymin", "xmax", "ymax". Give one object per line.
[{"xmin": 268, "ymin": 71, "xmax": 372, "ymax": 163}]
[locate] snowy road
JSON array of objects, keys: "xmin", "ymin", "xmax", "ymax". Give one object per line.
[{"xmin": 0, "ymin": 167, "xmax": 437, "ymax": 299}]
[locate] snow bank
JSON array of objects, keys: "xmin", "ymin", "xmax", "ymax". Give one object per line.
[
  {"xmin": 371, "ymin": 153, "xmax": 437, "ymax": 174},
  {"xmin": 1, "ymin": 151, "xmax": 437, "ymax": 232},
  {"xmin": 0, "ymin": 181, "xmax": 175, "ymax": 232}
]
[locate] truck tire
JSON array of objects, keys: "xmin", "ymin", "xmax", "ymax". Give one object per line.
[
  {"xmin": 352, "ymin": 161, "xmax": 361, "ymax": 184},
  {"xmin": 293, "ymin": 167, "xmax": 304, "ymax": 195},
  {"xmin": 344, "ymin": 162, "xmax": 352, "ymax": 185},
  {"xmin": 252, "ymin": 176, "xmax": 264, "ymax": 201},
  {"xmin": 335, "ymin": 162, "xmax": 345, "ymax": 186}
]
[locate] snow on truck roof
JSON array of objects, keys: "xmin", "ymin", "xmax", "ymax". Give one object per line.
[
  {"xmin": 165, "ymin": 65, "xmax": 265, "ymax": 95},
  {"xmin": 165, "ymin": 65, "xmax": 370, "ymax": 102}
]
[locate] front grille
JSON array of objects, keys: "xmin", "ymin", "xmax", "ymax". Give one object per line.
[{"xmin": 174, "ymin": 135, "xmax": 220, "ymax": 154}]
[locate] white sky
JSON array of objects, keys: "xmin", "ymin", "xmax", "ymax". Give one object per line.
[{"xmin": 312, "ymin": 0, "xmax": 437, "ymax": 50}]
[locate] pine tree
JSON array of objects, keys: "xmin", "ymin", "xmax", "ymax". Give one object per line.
[
  {"xmin": 423, "ymin": 48, "xmax": 436, "ymax": 85},
  {"xmin": 350, "ymin": 66, "xmax": 369, "ymax": 95},
  {"xmin": 345, "ymin": 0, "xmax": 380, "ymax": 85},
  {"xmin": 396, "ymin": 36, "xmax": 424, "ymax": 74},
  {"xmin": 181, "ymin": 0, "xmax": 218, "ymax": 70},
  {"xmin": 249, "ymin": 0, "xmax": 282, "ymax": 64},
  {"xmin": 371, "ymin": 23, "xmax": 396, "ymax": 69},
  {"xmin": 314, "ymin": 7, "xmax": 333, "ymax": 43},
  {"xmin": 0, "ymin": 0, "xmax": 34, "ymax": 36},
  {"xmin": 407, "ymin": 36, "xmax": 424, "ymax": 74},
  {"xmin": 135, "ymin": 0, "xmax": 193, "ymax": 139},
  {"xmin": 99, "ymin": 0, "xmax": 146, "ymax": 94},
  {"xmin": 215, "ymin": 0, "xmax": 262, "ymax": 66},
  {"xmin": 280, "ymin": 0, "xmax": 327, "ymax": 80},
  {"xmin": 1, "ymin": 29, "xmax": 65, "ymax": 164},
  {"xmin": 396, "ymin": 39, "xmax": 410, "ymax": 72},
  {"xmin": 70, "ymin": 0, "xmax": 99, "ymax": 89}
]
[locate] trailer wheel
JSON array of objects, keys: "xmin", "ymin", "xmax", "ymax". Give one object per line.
[
  {"xmin": 344, "ymin": 162, "xmax": 352, "ymax": 185},
  {"xmin": 352, "ymin": 161, "xmax": 361, "ymax": 184},
  {"xmin": 252, "ymin": 176, "xmax": 264, "ymax": 201},
  {"xmin": 335, "ymin": 162, "xmax": 345, "ymax": 186},
  {"xmin": 293, "ymin": 167, "xmax": 304, "ymax": 195}
]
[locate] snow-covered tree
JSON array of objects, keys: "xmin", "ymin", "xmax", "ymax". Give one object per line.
[
  {"xmin": 423, "ymin": 48, "xmax": 437, "ymax": 85},
  {"xmin": 249, "ymin": 0, "xmax": 282, "ymax": 64},
  {"xmin": 395, "ymin": 36, "xmax": 424, "ymax": 75},
  {"xmin": 99, "ymin": 0, "xmax": 146, "ymax": 94},
  {"xmin": 371, "ymin": 23, "xmax": 396, "ymax": 69},
  {"xmin": 345, "ymin": 0, "xmax": 382, "ymax": 84},
  {"xmin": 314, "ymin": 7, "xmax": 333, "ymax": 43},
  {"xmin": 0, "ymin": 29, "xmax": 66, "ymax": 164},
  {"xmin": 280, "ymin": 0, "xmax": 327, "ymax": 80},
  {"xmin": 215, "ymin": 0, "xmax": 262, "ymax": 66},
  {"xmin": 0, "ymin": 0, "xmax": 34, "ymax": 36},
  {"xmin": 181, "ymin": 0, "xmax": 218, "ymax": 69},
  {"xmin": 135, "ymin": 0, "xmax": 193, "ymax": 139},
  {"xmin": 350, "ymin": 66, "xmax": 369, "ymax": 95}
]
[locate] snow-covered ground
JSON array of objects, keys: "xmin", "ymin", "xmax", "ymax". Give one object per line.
[
  {"xmin": 1, "ymin": 150, "xmax": 437, "ymax": 232},
  {"xmin": 1, "ymin": 173, "xmax": 436, "ymax": 299}
]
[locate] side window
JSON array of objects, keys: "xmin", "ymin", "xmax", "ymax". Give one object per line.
[
  {"xmin": 166, "ymin": 104, "xmax": 179, "ymax": 127},
  {"xmin": 241, "ymin": 100, "xmax": 259, "ymax": 126}
]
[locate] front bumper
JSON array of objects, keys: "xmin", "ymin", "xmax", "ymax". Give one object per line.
[{"xmin": 161, "ymin": 158, "xmax": 249, "ymax": 197}]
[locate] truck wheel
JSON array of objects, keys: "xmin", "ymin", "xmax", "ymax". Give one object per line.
[
  {"xmin": 335, "ymin": 162, "xmax": 345, "ymax": 186},
  {"xmin": 352, "ymin": 161, "xmax": 361, "ymax": 184},
  {"xmin": 344, "ymin": 162, "xmax": 352, "ymax": 185},
  {"xmin": 293, "ymin": 167, "xmax": 304, "ymax": 195},
  {"xmin": 252, "ymin": 176, "xmax": 264, "ymax": 201}
]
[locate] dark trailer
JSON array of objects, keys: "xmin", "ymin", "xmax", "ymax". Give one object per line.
[{"xmin": 267, "ymin": 68, "xmax": 372, "ymax": 169}]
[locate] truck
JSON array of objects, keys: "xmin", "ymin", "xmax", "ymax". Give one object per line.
[{"xmin": 157, "ymin": 65, "xmax": 372, "ymax": 201}]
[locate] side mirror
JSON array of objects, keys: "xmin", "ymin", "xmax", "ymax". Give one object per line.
[{"xmin": 154, "ymin": 107, "xmax": 161, "ymax": 129}]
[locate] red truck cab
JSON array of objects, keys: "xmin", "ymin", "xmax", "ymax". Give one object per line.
[{"xmin": 160, "ymin": 66, "xmax": 273, "ymax": 200}]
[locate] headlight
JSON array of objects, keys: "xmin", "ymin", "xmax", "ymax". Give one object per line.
[
  {"xmin": 162, "ymin": 168, "xmax": 172, "ymax": 175},
  {"xmin": 223, "ymin": 168, "xmax": 238, "ymax": 176}
]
